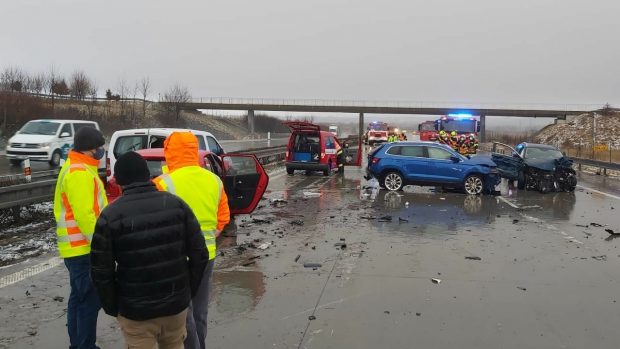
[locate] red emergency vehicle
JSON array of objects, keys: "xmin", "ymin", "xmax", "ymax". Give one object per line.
[{"xmin": 418, "ymin": 121, "xmax": 436, "ymax": 141}]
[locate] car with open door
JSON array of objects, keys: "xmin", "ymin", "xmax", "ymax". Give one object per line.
[
  {"xmin": 105, "ymin": 148, "xmax": 269, "ymax": 215},
  {"xmin": 491, "ymin": 142, "xmax": 577, "ymax": 193}
]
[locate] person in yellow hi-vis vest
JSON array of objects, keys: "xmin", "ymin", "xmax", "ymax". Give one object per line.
[
  {"xmin": 153, "ymin": 132, "xmax": 230, "ymax": 349},
  {"xmin": 53, "ymin": 126, "xmax": 107, "ymax": 349}
]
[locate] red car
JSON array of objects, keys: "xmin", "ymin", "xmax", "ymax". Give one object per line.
[
  {"xmin": 284, "ymin": 121, "xmax": 344, "ymax": 176},
  {"xmin": 106, "ymin": 148, "xmax": 269, "ymax": 215}
]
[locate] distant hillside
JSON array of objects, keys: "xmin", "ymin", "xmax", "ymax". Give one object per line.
[{"xmin": 534, "ymin": 112, "xmax": 620, "ymax": 148}]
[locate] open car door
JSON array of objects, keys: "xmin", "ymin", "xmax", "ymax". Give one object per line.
[
  {"xmin": 220, "ymin": 154, "xmax": 269, "ymax": 215},
  {"xmin": 491, "ymin": 142, "xmax": 524, "ymax": 180},
  {"xmin": 336, "ymin": 136, "xmax": 363, "ymax": 167}
]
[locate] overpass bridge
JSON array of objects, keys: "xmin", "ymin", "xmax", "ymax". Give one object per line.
[{"xmin": 183, "ymin": 98, "xmax": 602, "ymax": 142}]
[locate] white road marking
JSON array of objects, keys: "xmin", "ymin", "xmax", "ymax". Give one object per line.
[
  {"xmin": 577, "ymin": 185, "xmax": 620, "ymax": 200},
  {"xmin": 0, "ymin": 257, "xmax": 62, "ymax": 289},
  {"xmin": 498, "ymin": 196, "xmax": 520, "ymax": 209}
]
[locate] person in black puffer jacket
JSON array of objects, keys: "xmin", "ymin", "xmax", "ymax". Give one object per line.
[{"xmin": 91, "ymin": 151, "xmax": 208, "ymax": 348}]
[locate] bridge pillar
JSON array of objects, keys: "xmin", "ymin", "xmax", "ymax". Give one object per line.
[
  {"xmin": 479, "ymin": 115, "xmax": 486, "ymax": 143},
  {"xmin": 358, "ymin": 113, "xmax": 364, "ymax": 140},
  {"xmin": 247, "ymin": 109, "xmax": 255, "ymax": 134}
]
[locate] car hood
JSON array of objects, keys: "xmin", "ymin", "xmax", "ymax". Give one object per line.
[
  {"xmin": 9, "ymin": 134, "xmax": 56, "ymax": 144},
  {"xmin": 525, "ymin": 157, "xmax": 573, "ymax": 171},
  {"xmin": 462, "ymin": 155, "xmax": 496, "ymax": 167}
]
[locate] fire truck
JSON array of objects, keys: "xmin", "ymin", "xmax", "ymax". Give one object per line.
[
  {"xmin": 435, "ymin": 114, "xmax": 480, "ymax": 136},
  {"xmin": 418, "ymin": 121, "xmax": 436, "ymax": 141},
  {"xmin": 364, "ymin": 121, "xmax": 389, "ymax": 145}
]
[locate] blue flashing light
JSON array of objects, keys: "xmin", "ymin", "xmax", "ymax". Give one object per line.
[{"xmin": 448, "ymin": 113, "xmax": 474, "ymax": 118}]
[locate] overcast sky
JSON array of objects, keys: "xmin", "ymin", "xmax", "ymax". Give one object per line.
[{"xmin": 1, "ymin": 0, "xmax": 619, "ymax": 107}]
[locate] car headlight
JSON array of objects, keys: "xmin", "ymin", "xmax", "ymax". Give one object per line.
[{"xmin": 40, "ymin": 142, "xmax": 51, "ymax": 148}]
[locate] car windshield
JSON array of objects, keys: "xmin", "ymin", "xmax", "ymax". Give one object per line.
[
  {"xmin": 146, "ymin": 159, "xmax": 166, "ymax": 178},
  {"xmin": 19, "ymin": 121, "xmax": 60, "ymax": 135},
  {"xmin": 525, "ymin": 147, "xmax": 563, "ymax": 160},
  {"xmin": 441, "ymin": 119, "xmax": 476, "ymax": 133}
]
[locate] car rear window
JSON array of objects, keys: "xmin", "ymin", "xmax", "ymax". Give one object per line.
[
  {"xmin": 113, "ymin": 135, "xmax": 148, "ymax": 158},
  {"xmin": 146, "ymin": 159, "xmax": 165, "ymax": 178}
]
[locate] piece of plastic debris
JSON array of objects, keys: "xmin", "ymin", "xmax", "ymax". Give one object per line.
[
  {"xmin": 405, "ymin": 202, "xmax": 410, "ymax": 207},
  {"xmin": 291, "ymin": 220, "xmax": 305, "ymax": 226},
  {"xmin": 465, "ymin": 256, "xmax": 482, "ymax": 261},
  {"xmin": 592, "ymin": 255, "xmax": 607, "ymax": 261},
  {"xmin": 257, "ymin": 242, "xmax": 271, "ymax": 250},
  {"xmin": 303, "ymin": 192, "xmax": 322, "ymax": 198},
  {"xmin": 590, "ymin": 222, "xmax": 604, "ymax": 227},
  {"xmin": 334, "ymin": 242, "xmax": 347, "ymax": 249},
  {"xmin": 517, "ymin": 287, "xmax": 527, "ymax": 291},
  {"xmin": 242, "ymin": 261, "xmax": 256, "ymax": 267},
  {"xmin": 512, "ymin": 219, "xmax": 519, "ymax": 224},
  {"xmin": 308, "ymin": 315, "xmax": 316, "ymax": 320},
  {"xmin": 52, "ymin": 296, "xmax": 64, "ymax": 302},
  {"xmin": 294, "ymin": 254, "xmax": 301, "ymax": 262},
  {"xmin": 605, "ymin": 228, "xmax": 618, "ymax": 235},
  {"xmin": 378, "ymin": 215, "xmax": 392, "ymax": 222},
  {"xmin": 416, "ymin": 312, "xmax": 421, "ymax": 316},
  {"xmin": 304, "ymin": 263, "xmax": 322, "ymax": 268},
  {"xmin": 431, "ymin": 278, "xmax": 441, "ymax": 284},
  {"xmin": 384, "ymin": 310, "xmax": 390, "ymax": 314},
  {"xmin": 399, "ymin": 217, "xmax": 409, "ymax": 223}
]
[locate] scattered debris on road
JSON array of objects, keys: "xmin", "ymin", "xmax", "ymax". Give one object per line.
[
  {"xmin": 308, "ymin": 315, "xmax": 316, "ymax": 320},
  {"xmin": 399, "ymin": 217, "xmax": 409, "ymax": 223},
  {"xmin": 303, "ymin": 191, "xmax": 322, "ymax": 198},
  {"xmin": 304, "ymin": 263, "xmax": 322, "ymax": 268},
  {"xmin": 465, "ymin": 256, "xmax": 482, "ymax": 261},
  {"xmin": 512, "ymin": 219, "xmax": 519, "ymax": 224},
  {"xmin": 294, "ymin": 254, "xmax": 301, "ymax": 262},
  {"xmin": 590, "ymin": 223, "xmax": 604, "ymax": 227},
  {"xmin": 416, "ymin": 312, "xmax": 421, "ymax": 316},
  {"xmin": 334, "ymin": 242, "xmax": 347, "ymax": 249},
  {"xmin": 517, "ymin": 287, "xmax": 527, "ymax": 291},
  {"xmin": 257, "ymin": 242, "xmax": 272, "ymax": 250},
  {"xmin": 605, "ymin": 228, "xmax": 618, "ymax": 235},
  {"xmin": 431, "ymin": 278, "xmax": 441, "ymax": 284},
  {"xmin": 378, "ymin": 215, "xmax": 392, "ymax": 222},
  {"xmin": 291, "ymin": 220, "xmax": 305, "ymax": 226},
  {"xmin": 592, "ymin": 255, "xmax": 607, "ymax": 261},
  {"xmin": 52, "ymin": 296, "xmax": 64, "ymax": 302}
]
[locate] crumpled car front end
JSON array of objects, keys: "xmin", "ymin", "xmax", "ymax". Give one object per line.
[{"xmin": 524, "ymin": 157, "xmax": 577, "ymax": 193}]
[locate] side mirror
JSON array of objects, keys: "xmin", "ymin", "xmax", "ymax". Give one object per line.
[
  {"xmin": 60, "ymin": 132, "xmax": 71, "ymax": 138},
  {"xmin": 450, "ymin": 156, "xmax": 461, "ymax": 163}
]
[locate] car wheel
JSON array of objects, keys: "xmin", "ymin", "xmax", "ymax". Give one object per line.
[
  {"xmin": 517, "ymin": 171, "xmax": 525, "ymax": 190},
  {"xmin": 9, "ymin": 159, "xmax": 23, "ymax": 166},
  {"xmin": 49, "ymin": 150, "xmax": 61, "ymax": 167},
  {"xmin": 383, "ymin": 172, "xmax": 404, "ymax": 191},
  {"xmin": 286, "ymin": 168, "xmax": 294, "ymax": 175},
  {"xmin": 464, "ymin": 174, "xmax": 484, "ymax": 195}
]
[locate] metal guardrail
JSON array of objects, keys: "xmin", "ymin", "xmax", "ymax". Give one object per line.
[
  {"xmin": 0, "ymin": 146, "xmax": 289, "ymax": 210},
  {"xmin": 572, "ymin": 157, "xmax": 620, "ymax": 173}
]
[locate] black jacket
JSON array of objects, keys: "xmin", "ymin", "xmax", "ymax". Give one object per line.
[{"xmin": 91, "ymin": 182, "xmax": 208, "ymax": 321}]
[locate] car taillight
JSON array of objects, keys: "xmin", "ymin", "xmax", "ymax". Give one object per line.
[
  {"xmin": 321, "ymin": 153, "xmax": 325, "ymax": 159},
  {"xmin": 371, "ymin": 157, "xmax": 381, "ymax": 165},
  {"xmin": 106, "ymin": 157, "xmax": 111, "ymax": 177}
]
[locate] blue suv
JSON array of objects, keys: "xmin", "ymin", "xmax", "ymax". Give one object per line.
[{"xmin": 367, "ymin": 142, "xmax": 500, "ymax": 195}]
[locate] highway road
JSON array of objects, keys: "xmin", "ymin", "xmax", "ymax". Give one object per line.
[{"xmin": 1, "ymin": 165, "xmax": 619, "ymax": 348}]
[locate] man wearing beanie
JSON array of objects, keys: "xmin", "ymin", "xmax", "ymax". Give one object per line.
[
  {"xmin": 53, "ymin": 126, "xmax": 107, "ymax": 349},
  {"xmin": 91, "ymin": 151, "xmax": 208, "ymax": 349}
]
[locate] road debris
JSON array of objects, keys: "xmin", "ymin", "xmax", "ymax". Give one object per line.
[
  {"xmin": 512, "ymin": 219, "xmax": 519, "ymax": 224},
  {"xmin": 431, "ymin": 278, "xmax": 441, "ymax": 284},
  {"xmin": 257, "ymin": 242, "xmax": 271, "ymax": 250},
  {"xmin": 576, "ymin": 224, "xmax": 589, "ymax": 228},
  {"xmin": 304, "ymin": 263, "xmax": 322, "ymax": 268},
  {"xmin": 465, "ymin": 256, "xmax": 482, "ymax": 261},
  {"xmin": 384, "ymin": 310, "xmax": 390, "ymax": 314},
  {"xmin": 605, "ymin": 228, "xmax": 618, "ymax": 235},
  {"xmin": 517, "ymin": 287, "xmax": 527, "ymax": 291},
  {"xmin": 334, "ymin": 242, "xmax": 347, "ymax": 249},
  {"xmin": 416, "ymin": 312, "xmax": 421, "ymax": 316},
  {"xmin": 378, "ymin": 215, "xmax": 392, "ymax": 222},
  {"xmin": 308, "ymin": 315, "xmax": 316, "ymax": 320},
  {"xmin": 398, "ymin": 217, "xmax": 409, "ymax": 223},
  {"xmin": 291, "ymin": 220, "xmax": 305, "ymax": 226},
  {"xmin": 242, "ymin": 261, "xmax": 256, "ymax": 267},
  {"xmin": 592, "ymin": 255, "xmax": 607, "ymax": 261},
  {"xmin": 590, "ymin": 223, "xmax": 604, "ymax": 227},
  {"xmin": 303, "ymin": 192, "xmax": 322, "ymax": 198},
  {"xmin": 52, "ymin": 296, "xmax": 64, "ymax": 302},
  {"xmin": 27, "ymin": 329, "xmax": 37, "ymax": 336},
  {"xmin": 294, "ymin": 254, "xmax": 301, "ymax": 262}
]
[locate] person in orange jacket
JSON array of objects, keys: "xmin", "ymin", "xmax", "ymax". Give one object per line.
[{"xmin": 153, "ymin": 132, "xmax": 230, "ymax": 349}]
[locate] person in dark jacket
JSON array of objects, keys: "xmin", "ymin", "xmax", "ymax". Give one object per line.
[{"xmin": 91, "ymin": 151, "xmax": 208, "ymax": 349}]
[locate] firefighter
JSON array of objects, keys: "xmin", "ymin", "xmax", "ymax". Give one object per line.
[
  {"xmin": 53, "ymin": 126, "xmax": 107, "ymax": 349},
  {"xmin": 449, "ymin": 131, "xmax": 459, "ymax": 150},
  {"xmin": 153, "ymin": 132, "xmax": 230, "ymax": 349},
  {"xmin": 438, "ymin": 130, "xmax": 448, "ymax": 144}
]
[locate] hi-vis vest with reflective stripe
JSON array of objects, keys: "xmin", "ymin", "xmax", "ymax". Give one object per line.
[
  {"xmin": 155, "ymin": 166, "xmax": 222, "ymax": 260},
  {"xmin": 53, "ymin": 160, "xmax": 107, "ymax": 258}
]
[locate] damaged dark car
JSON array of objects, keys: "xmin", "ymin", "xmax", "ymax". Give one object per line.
[{"xmin": 491, "ymin": 142, "xmax": 577, "ymax": 193}]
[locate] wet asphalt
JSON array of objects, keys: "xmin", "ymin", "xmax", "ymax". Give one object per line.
[{"xmin": 1, "ymin": 164, "xmax": 620, "ymax": 348}]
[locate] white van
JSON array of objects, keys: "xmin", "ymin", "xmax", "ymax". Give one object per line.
[
  {"xmin": 6, "ymin": 119, "xmax": 101, "ymax": 166},
  {"xmin": 107, "ymin": 128, "xmax": 224, "ymax": 180}
]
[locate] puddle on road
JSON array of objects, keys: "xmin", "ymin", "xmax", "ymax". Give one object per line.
[{"xmin": 210, "ymin": 269, "xmax": 266, "ymax": 317}]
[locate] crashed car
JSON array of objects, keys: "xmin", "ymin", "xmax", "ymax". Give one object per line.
[{"xmin": 491, "ymin": 142, "xmax": 577, "ymax": 193}]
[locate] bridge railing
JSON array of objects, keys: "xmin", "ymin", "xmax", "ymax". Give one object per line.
[{"xmin": 189, "ymin": 97, "xmax": 602, "ymax": 112}]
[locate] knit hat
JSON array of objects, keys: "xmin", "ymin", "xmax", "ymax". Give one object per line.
[
  {"xmin": 114, "ymin": 151, "xmax": 151, "ymax": 186},
  {"xmin": 73, "ymin": 127, "xmax": 105, "ymax": 151}
]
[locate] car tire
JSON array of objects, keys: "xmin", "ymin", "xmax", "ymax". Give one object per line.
[
  {"xmin": 517, "ymin": 171, "xmax": 525, "ymax": 190},
  {"xmin": 49, "ymin": 150, "xmax": 61, "ymax": 167},
  {"xmin": 9, "ymin": 159, "xmax": 23, "ymax": 166},
  {"xmin": 464, "ymin": 174, "xmax": 484, "ymax": 195},
  {"xmin": 286, "ymin": 168, "xmax": 294, "ymax": 175},
  {"xmin": 382, "ymin": 171, "xmax": 404, "ymax": 191}
]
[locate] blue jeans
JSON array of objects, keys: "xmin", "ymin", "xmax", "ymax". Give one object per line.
[
  {"xmin": 185, "ymin": 258, "xmax": 214, "ymax": 349},
  {"xmin": 64, "ymin": 254, "xmax": 101, "ymax": 349}
]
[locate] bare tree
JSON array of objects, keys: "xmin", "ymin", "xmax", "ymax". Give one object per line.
[
  {"xmin": 139, "ymin": 77, "xmax": 151, "ymax": 120},
  {"xmin": 46, "ymin": 65, "xmax": 58, "ymax": 113},
  {"xmin": 161, "ymin": 84, "xmax": 191, "ymax": 126},
  {"xmin": 69, "ymin": 70, "xmax": 92, "ymax": 100},
  {"xmin": 118, "ymin": 78, "xmax": 129, "ymax": 119},
  {"xmin": 130, "ymin": 82, "xmax": 139, "ymax": 127},
  {"xmin": 86, "ymin": 83, "xmax": 98, "ymax": 120},
  {"xmin": 31, "ymin": 73, "xmax": 46, "ymax": 94}
]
